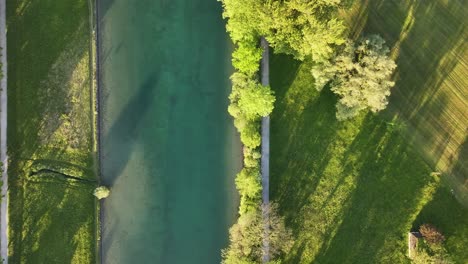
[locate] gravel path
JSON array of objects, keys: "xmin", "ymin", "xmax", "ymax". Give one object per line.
[
  {"xmin": 260, "ymin": 36, "xmax": 270, "ymax": 264},
  {"xmin": 0, "ymin": 0, "xmax": 8, "ymax": 262}
]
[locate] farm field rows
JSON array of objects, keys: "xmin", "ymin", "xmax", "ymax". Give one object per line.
[{"xmin": 7, "ymin": 0, "xmax": 97, "ymax": 262}]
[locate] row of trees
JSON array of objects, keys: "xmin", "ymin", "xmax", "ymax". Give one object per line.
[
  {"xmin": 222, "ymin": 0, "xmax": 397, "ymax": 121},
  {"xmin": 219, "ymin": 0, "xmax": 398, "ymax": 263}
]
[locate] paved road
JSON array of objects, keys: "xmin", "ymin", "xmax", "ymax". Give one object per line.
[
  {"xmin": 0, "ymin": 0, "xmax": 8, "ymax": 262},
  {"xmin": 260, "ymin": 37, "xmax": 270, "ymax": 264}
]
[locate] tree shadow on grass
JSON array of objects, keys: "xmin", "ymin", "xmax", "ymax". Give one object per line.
[
  {"xmin": 7, "ymin": 0, "xmax": 92, "ymax": 160},
  {"xmin": 343, "ymin": 0, "xmax": 468, "ymax": 203},
  {"xmin": 9, "ymin": 179, "xmax": 96, "ymax": 263},
  {"xmin": 270, "ymin": 57, "xmax": 340, "ymax": 227},
  {"xmin": 312, "ymin": 115, "xmax": 435, "ymax": 264}
]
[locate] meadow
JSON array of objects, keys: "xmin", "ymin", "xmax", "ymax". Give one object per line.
[
  {"xmin": 7, "ymin": 0, "xmax": 97, "ymax": 262},
  {"xmin": 270, "ymin": 1, "xmax": 467, "ymax": 262},
  {"xmin": 270, "ymin": 54, "xmax": 468, "ymax": 263}
]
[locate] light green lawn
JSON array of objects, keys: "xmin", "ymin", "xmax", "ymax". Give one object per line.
[{"xmin": 7, "ymin": 0, "xmax": 97, "ymax": 262}]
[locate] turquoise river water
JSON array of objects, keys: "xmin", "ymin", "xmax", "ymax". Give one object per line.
[{"xmin": 98, "ymin": 0, "xmax": 241, "ymax": 263}]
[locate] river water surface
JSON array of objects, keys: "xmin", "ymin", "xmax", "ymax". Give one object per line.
[{"xmin": 98, "ymin": 0, "xmax": 241, "ymax": 263}]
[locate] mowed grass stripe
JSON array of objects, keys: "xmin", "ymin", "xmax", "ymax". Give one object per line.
[{"xmin": 340, "ymin": 0, "xmax": 468, "ymax": 204}]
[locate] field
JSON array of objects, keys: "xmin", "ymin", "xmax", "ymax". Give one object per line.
[
  {"xmin": 270, "ymin": 54, "xmax": 468, "ymax": 263},
  {"xmin": 340, "ymin": 0, "xmax": 468, "ymax": 205},
  {"xmin": 7, "ymin": 0, "xmax": 97, "ymax": 263},
  {"xmin": 270, "ymin": 1, "xmax": 467, "ymax": 262}
]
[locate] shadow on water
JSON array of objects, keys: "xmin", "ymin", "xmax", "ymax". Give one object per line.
[{"xmin": 100, "ymin": 74, "xmax": 159, "ymax": 186}]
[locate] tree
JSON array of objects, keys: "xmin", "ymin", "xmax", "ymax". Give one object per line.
[
  {"xmin": 220, "ymin": 0, "xmax": 346, "ymax": 62},
  {"xmin": 243, "ymin": 148, "xmax": 261, "ymax": 168},
  {"xmin": 93, "ymin": 186, "xmax": 110, "ymax": 200},
  {"xmin": 237, "ymin": 84, "xmax": 275, "ymax": 120},
  {"xmin": 311, "ymin": 35, "xmax": 397, "ymax": 120},
  {"xmin": 239, "ymin": 121, "xmax": 261, "ymax": 148},
  {"xmin": 232, "ymin": 41, "xmax": 263, "ymax": 76},
  {"xmin": 236, "ymin": 168, "xmax": 261, "ymax": 199},
  {"xmin": 222, "ymin": 203, "xmax": 293, "ymax": 264},
  {"xmin": 264, "ymin": 0, "xmax": 346, "ymax": 61}
]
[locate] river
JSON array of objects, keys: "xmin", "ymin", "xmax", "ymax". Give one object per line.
[{"xmin": 98, "ymin": 0, "xmax": 241, "ymax": 263}]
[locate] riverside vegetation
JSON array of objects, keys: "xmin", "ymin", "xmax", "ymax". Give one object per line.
[{"xmin": 220, "ymin": 0, "xmax": 467, "ymax": 263}]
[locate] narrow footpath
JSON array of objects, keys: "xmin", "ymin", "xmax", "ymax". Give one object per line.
[
  {"xmin": 260, "ymin": 37, "xmax": 270, "ymax": 264},
  {"xmin": 0, "ymin": 0, "xmax": 8, "ymax": 262}
]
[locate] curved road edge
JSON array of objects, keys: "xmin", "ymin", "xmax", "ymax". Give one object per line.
[{"xmin": 0, "ymin": 0, "xmax": 8, "ymax": 262}]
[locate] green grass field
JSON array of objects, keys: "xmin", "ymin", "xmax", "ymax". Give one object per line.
[
  {"xmin": 7, "ymin": 0, "xmax": 97, "ymax": 263},
  {"xmin": 270, "ymin": 54, "xmax": 468, "ymax": 263},
  {"xmin": 340, "ymin": 0, "xmax": 468, "ymax": 205}
]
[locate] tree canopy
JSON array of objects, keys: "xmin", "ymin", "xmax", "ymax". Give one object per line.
[
  {"xmin": 312, "ymin": 35, "xmax": 397, "ymax": 120},
  {"xmin": 222, "ymin": 203, "xmax": 293, "ymax": 264},
  {"xmin": 220, "ymin": 0, "xmax": 347, "ymax": 62}
]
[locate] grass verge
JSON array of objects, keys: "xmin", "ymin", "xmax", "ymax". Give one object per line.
[
  {"xmin": 7, "ymin": 0, "xmax": 97, "ymax": 262},
  {"xmin": 270, "ymin": 54, "xmax": 468, "ymax": 263}
]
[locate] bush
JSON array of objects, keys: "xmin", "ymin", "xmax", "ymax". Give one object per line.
[
  {"xmin": 93, "ymin": 186, "xmax": 110, "ymax": 200},
  {"xmin": 420, "ymin": 224, "xmax": 446, "ymax": 245}
]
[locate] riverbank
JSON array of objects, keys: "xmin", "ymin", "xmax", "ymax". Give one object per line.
[{"xmin": 6, "ymin": 0, "xmax": 97, "ymax": 262}]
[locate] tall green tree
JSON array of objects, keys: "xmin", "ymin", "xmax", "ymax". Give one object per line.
[
  {"xmin": 237, "ymin": 84, "xmax": 275, "ymax": 120},
  {"xmin": 312, "ymin": 35, "xmax": 397, "ymax": 120},
  {"xmin": 222, "ymin": 203, "xmax": 293, "ymax": 264}
]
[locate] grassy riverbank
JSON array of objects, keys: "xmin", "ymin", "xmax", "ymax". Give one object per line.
[
  {"xmin": 270, "ymin": 54, "xmax": 468, "ymax": 263},
  {"xmin": 7, "ymin": 0, "xmax": 97, "ymax": 262}
]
